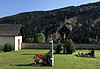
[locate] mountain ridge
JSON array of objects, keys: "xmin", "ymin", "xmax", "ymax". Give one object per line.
[{"xmin": 0, "ymin": 1, "xmax": 100, "ymax": 43}]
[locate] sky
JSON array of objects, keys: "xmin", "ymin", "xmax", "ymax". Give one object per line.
[{"xmin": 0, "ymin": 0, "xmax": 100, "ymax": 18}]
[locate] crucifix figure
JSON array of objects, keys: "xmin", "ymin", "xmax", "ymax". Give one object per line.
[{"xmin": 63, "ymin": 33, "xmax": 66, "ymax": 42}]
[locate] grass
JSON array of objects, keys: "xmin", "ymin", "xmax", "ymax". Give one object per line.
[{"xmin": 0, "ymin": 49, "xmax": 100, "ymax": 69}]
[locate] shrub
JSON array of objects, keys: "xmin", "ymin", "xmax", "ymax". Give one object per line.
[
  {"xmin": 66, "ymin": 39, "xmax": 76, "ymax": 54},
  {"xmin": 37, "ymin": 33, "xmax": 45, "ymax": 43},
  {"xmin": 55, "ymin": 43, "xmax": 62, "ymax": 54},
  {"xmin": 3, "ymin": 43, "xmax": 14, "ymax": 52}
]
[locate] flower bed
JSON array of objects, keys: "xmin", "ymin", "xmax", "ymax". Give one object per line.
[{"xmin": 33, "ymin": 54, "xmax": 51, "ymax": 66}]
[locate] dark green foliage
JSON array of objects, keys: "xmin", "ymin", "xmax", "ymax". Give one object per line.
[
  {"xmin": 53, "ymin": 34, "xmax": 60, "ymax": 43},
  {"xmin": 4, "ymin": 43, "xmax": 14, "ymax": 52},
  {"xmin": 25, "ymin": 38, "xmax": 34, "ymax": 43},
  {"xmin": 0, "ymin": 2, "xmax": 100, "ymax": 43},
  {"xmin": 0, "ymin": 50, "xmax": 4, "ymax": 53},
  {"xmin": 42, "ymin": 53, "xmax": 51, "ymax": 65},
  {"xmin": 66, "ymin": 39, "xmax": 76, "ymax": 54},
  {"xmin": 55, "ymin": 43, "xmax": 62, "ymax": 54},
  {"xmin": 37, "ymin": 33, "xmax": 46, "ymax": 43}
]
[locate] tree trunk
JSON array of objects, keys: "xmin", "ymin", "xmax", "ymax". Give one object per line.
[{"xmin": 63, "ymin": 43, "xmax": 67, "ymax": 53}]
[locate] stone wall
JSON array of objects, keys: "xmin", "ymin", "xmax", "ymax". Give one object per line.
[
  {"xmin": 75, "ymin": 44, "xmax": 100, "ymax": 50},
  {"xmin": 21, "ymin": 43, "xmax": 100, "ymax": 50},
  {"xmin": 22, "ymin": 43, "xmax": 57, "ymax": 49}
]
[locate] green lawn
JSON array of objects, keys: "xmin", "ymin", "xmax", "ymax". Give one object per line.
[{"xmin": 0, "ymin": 49, "xmax": 100, "ymax": 69}]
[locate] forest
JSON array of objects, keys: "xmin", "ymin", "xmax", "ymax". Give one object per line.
[{"xmin": 0, "ymin": 2, "xmax": 100, "ymax": 44}]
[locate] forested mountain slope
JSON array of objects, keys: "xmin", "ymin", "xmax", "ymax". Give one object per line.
[{"xmin": 0, "ymin": 2, "xmax": 100, "ymax": 43}]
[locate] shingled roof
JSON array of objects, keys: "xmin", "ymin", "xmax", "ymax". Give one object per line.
[
  {"xmin": 57, "ymin": 23, "xmax": 72, "ymax": 32},
  {"xmin": 0, "ymin": 24, "xmax": 22, "ymax": 36}
]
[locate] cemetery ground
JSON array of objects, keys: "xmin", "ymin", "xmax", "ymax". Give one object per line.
[{"xmin": 0, "ymin": 49, "xmax": 100, "ymax": 69}]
